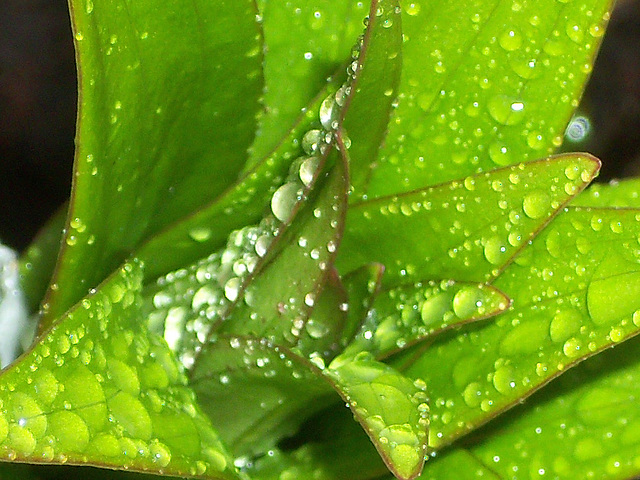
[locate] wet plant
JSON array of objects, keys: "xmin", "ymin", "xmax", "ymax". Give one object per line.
[{"xmin": 1, "ymin": 0, "xmax": 639, "ymax": 479}]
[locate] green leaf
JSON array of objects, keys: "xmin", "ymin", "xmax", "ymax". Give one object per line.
[
  {"xmin": 573, "ymin": 177, "xmax": 640, "ymax": 208},
  {"xmin": 341, "ymin": 0, "xmax": 403, "ymax": 195},
  {"xmin": 19, "ymin": 205, "xmax": 66, "ymax": 315},
  {"xmin": 248, "ymin": 404, "xmax": 386, "ymax": 480},
  {"xmin": 360, "ymin": 0, "xmax": 612, "ymax": 198},
  {"xmin": 418, "ymin": 336, "xmax": 640, "ymax": 479},
  {"xmin": 219, "ymin": 147, "xmax": 348, "ymax": 353},
  {"xmin": 0, "ymin": 259, "xmax": 239, "ymax": 479},
  {"xmin": 340, "ymin": 263, "xmax": 385, "ymax": 346},
  {"xmin": 338, "ymin": 154, "xmax": 599, "ymax": 287},
  {"xmin": 135, "ymin": 77, "xmax": 342, "ymax": 281},
  {"xmin": 341, "ymin": 281, "xmax": 510, "ymax": 360},
  {"xmin": 44, "ymin": 0, "xmax": 263, "ymax": 324},
  {"xmin": 248, "ymin": 1, "xmax": 369, "ymax": 166},
  {"xmin": 324, "ymin": 353, "xmax": 429, "ymax": 480},
  {"xmin": 190, "ymin": 335, "xmax": 332, "ymax": 458},
  {"xmin": 402, "ymin": 205, "xmax": 640, "ymax": 450}
]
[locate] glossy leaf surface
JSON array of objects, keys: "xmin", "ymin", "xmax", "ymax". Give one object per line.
[
  {"xmin": 45, "ymin": 0, "xmax": 263, "ymax": 324},
  {"xmin": 0, "ymin": 260, "xmax": 239, "ymax": 479},
  {"xmin": 341, "ymin": 0, "xmax": 402, "ymax": 195},
  {"xmin": 191, "ymin": 336, "xmax": 331, "ymax": 458},
  {"xmin": 361, "ymin": 0, "xmax": 612, "ymax": 198},
  {"xmin": 416, "ymin": 336, "xmax": 640, "ymax": 480},
  {"xmin": 248, "ymin": 1, "xmax": 369, "ymax": 165},
  {"xmin": 325, "ymin": 353, "xmax": 429, "ymax": 480},
  {"xmin": 403, "ymin": 206, "xmax": 640, "ymax": 449},
  {"xmin": 341, "ymin": 281, "xmax": 510, "ymax": 360},
  {"xmin": 339, "ymin": 154, "xmax": 599, "ymax": 286}
]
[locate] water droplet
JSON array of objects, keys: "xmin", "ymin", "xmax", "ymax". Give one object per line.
[
  {"xmin": 452, "ymin": 287, "xmax": 483, "ymax": 319},
  {"xmin": 271, "ymin": 182, "xmax": 301, "ymax": 222},
  {"xmin": 107, "ymin": 392, "xmax": 152, "ymax": 440},
  {"xmin": 49, "ymin": 411, "xmax": 90, "ymax": 451},
  {"xmin": 463, "ymin": 382, "xmax": 482, "ymax": 407},
  {"xmin": 493, "ymin": 365, "xmax": 517, "ymax": 394},
  {"xmin": 302, "ymin": 129, "xmax": 324, "ymax": 155},
  {"xmin": 499, "ymin": 28, "xmax": 523, "ymax": 51},
  {"xmin": 565, "ymin": 21, "xmax": 584, "ymax": 43},
  {"xmin": 299, "ymin": 156, "xmax": 319, "ymax": 186},
  {"xmin": 549, "ymin": 309, "xmax": 582, "ymax": 343},
  {"xmin": 562, "ymin": 337, "xmax": 583, "ymax": 358},
  {"xmin": 484, "ymin": 236, "xmax": 508, "ymax": 265},
  {"xmin": 404, "ymin": 3, "xmax": 420, "ymax": 16},
  {"xmin": 489, "ymin": 142, "xmax": 513, "ymax": 166},
  {"xmin": 188, "ymin": 227, "xmax": 212, "ymax": 242},
  {"xmin": 224, "ymin": 277, "xmax": 241, "ymax": 302},
  {"xmin": 135, "ymin": 439, "xmax": 167, "ymax": 468},
  {"xmin": 609, "ymin": 326, "xmax": 624, "ymax": 343},
  {"xmin": 487, "ymin": 95, "xmax": 526, "ymax": 126},
  {"xmin": 319, "ymin": 94, "xmax": 339, "ymax": 130},
  {"xmin": 522, "ymin": 191, "xmax": 550, "ymax": 219}
]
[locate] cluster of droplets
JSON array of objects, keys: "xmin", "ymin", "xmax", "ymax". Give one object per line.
[
  {"xmin": 149, "ymin": 216, "xmax": 280, "ymax": 369},
  {"xmin": 0, "ymin": 260, "xmax": 230, "ymax": 476},
  {"xmin": 326, "ymin": 352, "xmax": 429, "ymax": 478},
  {"xmin": 148, "ymin": 46, "xmax": 361, "ymax": 369}
]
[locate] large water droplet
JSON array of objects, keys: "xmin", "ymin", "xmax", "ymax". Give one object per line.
[
  {"xmin": 271, "ymin": 182, "xmax": 301, "ymax": 222},
  {"xmin": 549, "ymin": 309, "xmax": 582, "ymax": 343},
  {"xmin": 522, "ymin": 191, "xmax": 550, "ymax": 219}
]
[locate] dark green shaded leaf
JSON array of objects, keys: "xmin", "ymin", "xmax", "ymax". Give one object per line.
[
  {"xmin": 219, "ymin": 148, "xmax": 348, "ymax": 354},
  {"xmin": 136, "ymin": 79, "xmax": 342, "ymax": 281},
  {"xmin": 45, "ymin": 0, "xmax": 263, "ymax": 324},
  {"xmin": 341, "ymin": 263, "xmax": 385, "ymax": 346},
  {"xmin": 191, "ymin": 335, "xmax": 332, "ymax": 458},
  {"xmin": 339, "ymin": 154, "xmax": 599, "ymax": 287},
  {"xmin": 248, "ymin": 404, "xmax": 386, "ymax": 480},
  {"xmin": 361, "ymin": 0, "xmax": 612, "ymax": 198}
]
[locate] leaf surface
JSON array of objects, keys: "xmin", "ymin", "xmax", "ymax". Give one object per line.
[
  {"xmin": 361, "ymin": 0, "xmax": 612, "ymax": 198},
  {"xmin": 340, "ymin": 0, "xmax": 403, "ymax": 195},
  {"xmin": 45, "ymin": 0, "xmax": 263, "ymax": 324},
  {"xmin": 248, "ymin": 0, "xmax": 369, "ymax": 166},
  {"xmin": 339, "ymin": 154, "xmax": 599, "ymax": 287},
  {"xmin": 414, "ymin": 336, "xmax": 640, "ymax": 479},
  {"xmin": 0, "ymin": 260, "xmax": 239, "ymax": 479},
  {"xmin": 573, "ymin": 177, "xmax": 640, "ymax": 208},
  {"xmin": 342, "ymin": 281, "xmax": 510, "ymax": 360},
  {"xmin": 191, "ymin": 335, "xmax": 331, "ymax": 458},
  {"xmin": 324, "ymin": 353, "xmax": 429, "ymax": 480},
  {"xmin": 403, "ymin": 206, "xmax": 640, "ymax": 450}
]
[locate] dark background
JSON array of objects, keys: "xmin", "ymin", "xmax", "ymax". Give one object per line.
[{"xmin": 1, "ymin": 0, "xmax": 639, "ymax": 251}]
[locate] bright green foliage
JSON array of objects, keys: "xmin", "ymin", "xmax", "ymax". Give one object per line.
[
  {"xmin": 43, "ymin": 0, "xmax": 263, "ymax": 325},
  {"xmin": 363, "ymin": 0, "xmax": 610, "ymax": 198},
  {"xmin": 7, "ymin": 0, "xmax": 640, "ymax": 479},
  {"xmin": 325, "ymin": 353, "xmax": 429, "ymax": 480},
  {"xmin": 339, "ymin": 154, "xmax": 599, "ymax": 286},
  {"xmin": 341, "ymin": 281, "xmax": 510, "ymax": 360},
  {"xmin": 0, "ymin": 260, "xmax": 238, "ymax": 479}
]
